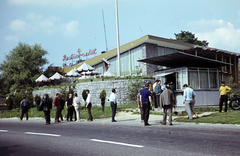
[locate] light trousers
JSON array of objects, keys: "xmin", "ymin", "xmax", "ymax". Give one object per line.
[{"xmin": 74, "ymin": 105, "xmax": 80, "ymax": 121}]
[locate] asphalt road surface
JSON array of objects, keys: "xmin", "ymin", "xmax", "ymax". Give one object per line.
[{"xmin": 0, "ymin": 117, "xmax": 240, "ymax": 156}]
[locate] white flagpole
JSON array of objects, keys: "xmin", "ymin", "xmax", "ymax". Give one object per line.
[{"xmin": 115, "ymin": 0, "xmax": 121, "ymax": 77}]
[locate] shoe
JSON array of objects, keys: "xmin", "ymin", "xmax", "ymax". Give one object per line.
[
  {"xmin": 20, "ymin": 119, "xmax": 22, "ymax": 121},
  {"xmin": 112, "ymin": 120, "xmax": 117, "ymax": 122},
  {"xmin": 169, "ymin": 123, "xmax": 173, "ymax": 126},
  {"xmin": 196, "ymin": 115, "xmax": 199, "ymax": 118},
  {"xmin": 141, "ymin": 120, "xmax": 144, "ymax": 123},
  {"xmin": 145, "ymin": 123, "xmax": 151, "ymax": 126},
  {"xmin": 160, "ymin": 122, "xmax": 166, "ymax": 125}
]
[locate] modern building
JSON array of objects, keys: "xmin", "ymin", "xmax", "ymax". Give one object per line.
[{"xmin": 55, "ymin": 35, "xmax": 240, "ymax": 106}]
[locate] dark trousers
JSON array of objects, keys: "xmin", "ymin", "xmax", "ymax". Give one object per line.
[
  {"xmin": 20, "ymin": 106, "xmax": 28, "ymax": 120},
  {"xmin": 156, "ymin": 94, "xmax": 160, "ymax": 107},
  {"xmin": 87, "ymin": 103, "xmax": 93, "ymax": 121},
  {"xmin": 44, "ymin": 110, "xmax": 51, "ymax": 124},
  {"xmin": 73, "ymin": 106, "xmax": 77, "ymax": 121},
  {"xmin": 142, "ymin": 101, "xmax": 150, "ymax": 125},
  {"xmin": 55, "ymin": 105, "xmax": 61, "ymax": 122},
  {"xmin": 111, "ymin": 102, "xmax": 117, "ymax": 121},
  {"xmin": 219, "ymin": 95, "xmax": 228, "ymax": 112},
  {"xmin": 153, "ymin": 93, "xmax": 158, "ymax": 108},
  {"xmin": 67, "ymin": 106, "xmax": 73, "ymax": 121},
  {"xmin": 59, "ymin": 108, "xmax": 63, "ymax": 121}
]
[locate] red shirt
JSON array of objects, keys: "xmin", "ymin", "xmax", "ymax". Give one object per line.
[{"xmin": 53, "ymin": 96, "xmax": 60, "ymax": 106}]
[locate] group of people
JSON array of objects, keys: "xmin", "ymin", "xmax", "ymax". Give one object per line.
[
  {"xmin": 37, "ymin": 89, "xmax": 118, "ymax": 125},
  {"xmin": 19, "ymin": 80, "xmax": 232, "ymax": 126}
]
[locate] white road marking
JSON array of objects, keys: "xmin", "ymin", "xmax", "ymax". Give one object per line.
[
  {"xmin": 0, "ymin": 130, "xmax": 8, "ymax": 132},
  {"xmin": 25, "ymin": 132, "xmax": 61, "ymax": 137},
  {"xmin": 90, "ymin": 139, "xmax": 144, "ymax": 148}
]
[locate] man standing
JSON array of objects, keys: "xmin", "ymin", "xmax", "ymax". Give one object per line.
[
  {"xmin": 160, "ymin": 86, "xmax": 175, "ymax": 125},
  {"xmin": 153, "ymin": 80, "xmax": 158, "ymax": 108},
  {"xmin": 53, "ymin": 93, "xmax": 61, "ymax": 123},
  {"xmin": 109, "ymin": 89, "xmax": 117, "ymax": 122},
  {"xmin": 140, "ymin": 83, "xmax": 152, "ymax": 126},
  {"xmin": 183, "ymin": 84, "xmax": 196, "ymax": 120},
  {"xmin": 219, "ymin": 81, "xmax": 231, "ymax": 112},
  {"xmin": 65, "ymin": 94, "xmax": 74, "ymax": 121},
  {"xmin": 137, "ymin": 89, "xmax": 144, "ymax": 123},
  {"xmin": 86, "ymin": 90, "xmax": 93, "ymax": 121},
  {"xmin": 59, "ymin": 96, "xmax": 65, "ymax": 121},
  {"xmin": 20, "ymin": 96, "xmax": 30, "ymax": 121},
  {"xmin": 155, "ymin": 80, "xmax": 162, "ymax": 107}
]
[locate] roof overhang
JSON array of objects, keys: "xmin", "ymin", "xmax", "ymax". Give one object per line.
[{"xmin": 138, "ymin": 51, "xmax": 232, "ymax": 68}]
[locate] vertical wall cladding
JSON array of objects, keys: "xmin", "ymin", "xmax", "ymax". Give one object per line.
[
  {"xmin": 32, "ymin": 79, "xmax": 153, "ymax": 106},
  {"xmin": 142, "ymin": 43, "xmax": 159, "ymax": 76}
]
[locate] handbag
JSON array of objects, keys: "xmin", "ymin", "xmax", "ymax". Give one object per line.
[{"xmin": 43, "ymin": 106, "xmax": 49, "ymax": 111}]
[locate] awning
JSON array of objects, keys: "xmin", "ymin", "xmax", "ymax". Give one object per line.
[
  {"xmin": 154, "ymin": 72, "xmax": 174, "ymax": 77},
  {"xmin": 138, "ymin": 51, "xmax": 232, "ymax": 68}
]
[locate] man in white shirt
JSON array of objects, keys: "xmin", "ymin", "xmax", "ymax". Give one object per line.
[
  {"xmin": 109, "ymin": 89, "xmax": 117, "ymax": 122},
  {"xmin": 86, "ymin": 90, "xmax": 93, "ymax": 121}
]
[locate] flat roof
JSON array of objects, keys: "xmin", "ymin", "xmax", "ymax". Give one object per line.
[{"xmin": 138, "ymin": 51, "xmax": 232, "ymax": 68}]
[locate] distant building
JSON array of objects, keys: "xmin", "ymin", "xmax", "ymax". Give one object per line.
[{"xmin": 54, "ymin": 35, "xmax": 240, "ymax": 106}]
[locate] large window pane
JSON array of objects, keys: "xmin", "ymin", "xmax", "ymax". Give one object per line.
[
  {"xmin": 188, "ymin": 70, "xmax": 199, "ymax": 89},
  {"xmin": 108, "ymin": 57, "xmax": 116, "ymax": 74},
  {"xmin": 209, "ymin": 72, "xmax": 217, "ymax": 88},
  {"xmin": 199, "ymin": 70, "xmax": 209, "ymax": 89},
  {"xmin": 120, "ymin": 52, "xmax": 129, "ymax": 73},
  {"xmin": 177, "ymin": 69, "xmax": 187, "ymax": 89},
  {"xmin": 130, "ymin": 47, "xmax": 142, "ymax": 71}
]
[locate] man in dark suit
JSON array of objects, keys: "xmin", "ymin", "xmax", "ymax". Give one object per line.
[{"xmin": 140, "ymin": 83, "xmax": 152, "ymax": 126}]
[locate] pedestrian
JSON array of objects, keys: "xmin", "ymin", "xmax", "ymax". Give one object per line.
[
  {"xmin": 153, "ymin": 80, "xmax": 158, "ymax": 108},
  {"xmin": 73, "ymin": 93, "xmax": 81, "ymax": 122},
  {"xmin": 183, "ymin": 84, "xmax": 196, "ymax": 120},
  {"xmin": 65, "ymin": 94, "xmax": 74, "ymax": 121},
  {"xmin": 188, "ymin": 85, "xmax": 198, "ymax": 118},
  {"xmin": 137, "ymin": 88, "xmax": 144, "ymax": 123},
  {"xmin": 160, "ymin": 85, "xmax": 176, "ymax": 125},
  {"xmin": 219, "ymin": 81, "xmax": 232, "ymax": 112},
  {"xmin": 140, "ymin": 83, "xmax": 152, "ymax": 126},
  {"xmin": 72, "ymin": 102, "xmax": 77, "ymax": 121},
  {"xmin": 59, "ymin": 96, "xmax": 65, "ymax": 121},
  {"xmin": 162, "ymin": 82, "xmax": 167, "ymax": 91},
  {"xmin": 53, "ymin": 93, "xmax": 61, "ymax": 123},
  {"xmin": 20, "ymin": 96, "xmax": 30, "ymax": 121},
  {"xmin": 155, "ymin": 80, "xmax": 162, "ymax": 107},
  {"xmin": 109, "ymin": 89, "xmax": 117, "ymax": 122},
  {"xmin": 86, "ymin": 90, "xmax": 93, "ymax": 121},
  {"xmin": 39, "ymin": 94, "xmax": 52, "ymax": 125}
]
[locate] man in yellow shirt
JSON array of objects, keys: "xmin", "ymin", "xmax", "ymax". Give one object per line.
[{"xmin": 219, "ymin": 81, "xmax": 231, "ymax": 112}]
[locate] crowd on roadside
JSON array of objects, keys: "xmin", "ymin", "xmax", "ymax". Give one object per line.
[{"xmin": 19, "ymin": 80, "xmax": 231, "ymax": 126}]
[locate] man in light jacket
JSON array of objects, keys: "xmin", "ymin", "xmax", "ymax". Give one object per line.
[
  {"xmin": 109, "ymin": 88, "xmax": 117, "ymax": 122},
  {"xmin": 160, "ymin": 85, "xmax": 175, "ymax": 125}
]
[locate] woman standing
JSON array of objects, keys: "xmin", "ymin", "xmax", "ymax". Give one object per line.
[
  {"xmin": 39, "ymin": 94, "xmax": 52, "ymax": 125},
  {"xmin": 73, "ymin": 93, "xmax": 81, "ymax": 122}
]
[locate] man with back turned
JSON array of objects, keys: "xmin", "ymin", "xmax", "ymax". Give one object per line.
[{"xmin": 140, "ymin": 83, "xmax": 152, "ymax": 126}]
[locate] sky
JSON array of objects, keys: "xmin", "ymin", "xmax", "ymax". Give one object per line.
[{"xmin": 0, "ymin": 0, "xmax": 240, "ymax": 70}]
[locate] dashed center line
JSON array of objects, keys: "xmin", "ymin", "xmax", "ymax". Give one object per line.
[
  {"xmin": 25, "ymin": 132, "xmax": 61, "ymax": 137},
  {"xmin": 0, "ymin": 130, "xmax": 8, "ymax": 132},
  {"xmin": 90, "ymin": 139, "xmax": 144, "ymax": 148}
]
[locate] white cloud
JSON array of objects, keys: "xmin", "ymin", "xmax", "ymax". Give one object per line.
[
  {"xmin": 188, "ymin": 19, "xmax": 240, "ymax": 52},
  {"xmin": 5, "ymin": 35, "xmax": 19, "ymax": 41},
  {"xmin": 8, "ymin": 19, "xmax": 27, "ymax": 31},
  {"xmin": 63, "ymin": 21, "xmax": 79, "ymax": 37},
  {"xmin": 7, "ymin": 13, "xmax": 80, "ymax": 40}
]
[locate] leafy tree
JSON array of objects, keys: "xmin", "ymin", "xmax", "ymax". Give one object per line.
[
  {"xmin": 174, "ymin": 31, "xmax": 209, "ymax": 47},
  {"xmin": 100, "ymin": 89, "xmax": 106, "ymax": 112},
  {"xmin": 0, "ymin": 42, "xmax": 48, "ymax": 93}
]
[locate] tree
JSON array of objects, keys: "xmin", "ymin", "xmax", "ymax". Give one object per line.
[
  {"xmin": 0, "ymin": 42, "xmax": 48, "ymax": 93},
  {"xmin": 174, "ymin": 31, "xmax": 209, "ymax": 47}
]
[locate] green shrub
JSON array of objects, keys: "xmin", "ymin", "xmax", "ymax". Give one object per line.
[
  {"xmin": 82, "ymin": 89, "xmax": 87, "ymax": 103},
  {"xmin": 34, "ymin": 95, "xmax": 41, "ymax": 109},
  {"xmin": 100, "ymin": 89, "xmax": 106, "ymax": 112}
]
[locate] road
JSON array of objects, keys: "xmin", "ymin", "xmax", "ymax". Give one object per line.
[{"xmin": 0, "ymin": 116, "xmax": 240, "ymax": 156}]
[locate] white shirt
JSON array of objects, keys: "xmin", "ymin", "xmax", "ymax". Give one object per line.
[
  {"xmin": 109, "ymin": 92, "xmax": 117, "ymax": 104},
  {"xmin": 73, "ymin": 97, "xmax": 80, "ymax": 106},
  {"xmin": 86, "ymin": 93, "xmax": 92, "ymax": 104}
]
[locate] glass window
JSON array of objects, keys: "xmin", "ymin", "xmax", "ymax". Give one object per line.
[
  {"xmin": 165, "ymin": 48, "xmax": 175, "ymax": 55},
  {"xmin": 95, "ymin": 63, "xmax": 103, "ymax": 74},
  {"xmin": 209, "ymin": 71, "xmax": 217, "ymax": 88},
  {"xmin": 199, "ymin": 70, "xmax": 209, "ymax": 89},
  {"xmin": 130, "ymin": 47, "xmax": 142, "ymax": 71},
  {"xmin": 157, "ymin": 47, "xmax": 165, "ymax": 56},
  {"xmin": 188, "ymin": 70, "xmax": 199, "ymax": 89},
  {"xmin": 108, "ymin": 57, "xmax": 116, "ymax": 74},
  {"xmin": 120, "ymin": 52, "xmax": 129, "ymax": 72},
  {"xmin": 176, "ymin": 69, "xmax": 187, "ymax": 89}
]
